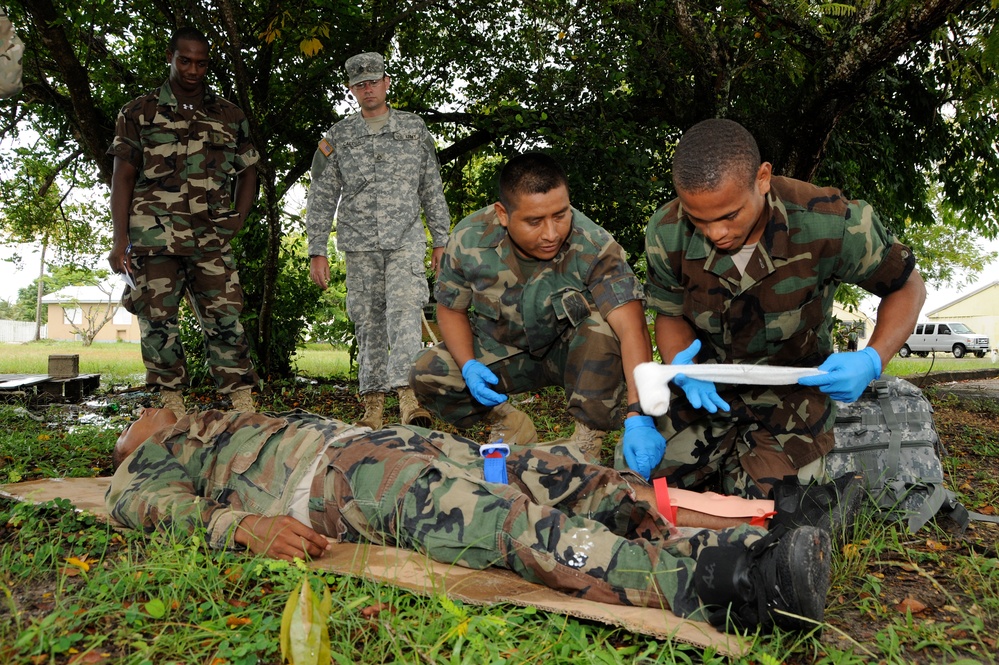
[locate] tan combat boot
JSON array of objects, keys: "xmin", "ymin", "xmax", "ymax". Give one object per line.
[
  {"xmin": 160, "ymin": 389, "xmax": 187, "ymax": 420},
  {"xmin": 398, "ymin": 387, "xmax": 433, "ymax": 427},
  {"xmin": 483, "ymin": 401, "xmax": 538, "ymax": 445},
  {"xmin": 357, "ymin": 391, "xmax": 385, "ymax": 430},
  {"xmin": 229, "ymin": 387, "xmax": 255, "ymax": 412},
  {"xmin": 567, "ymin": 420, "xmax": 606, "ymax": 463}
]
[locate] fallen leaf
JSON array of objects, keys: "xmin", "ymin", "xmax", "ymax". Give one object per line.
[
  {"xmin": 360, "ymin": 602, "xmax": 396, "ymax": 620},
  {"xmin": 925, "ymin": 539, "xmax": 948, "ymax": 551},
  {"xmin": 977, "ymin": 505, "xmax": 996, "ymax": 515},
  {"xmin": 226, "ymin": 616, "xmax": 252, "ymax": 629},
  {"xmin": 68, "ymin": 651, "xmax": 111, "ymax": 664},
  {"xmin": 66, "ymin": 556, "xmax": 90, "ymax": 572},
  {"xmin": 895, "ymin": 597, "xmax": 927, "ymax": 614},
  {"xmin": 227, "ymin": 598, "xmax": 249, "ymax": 609}
]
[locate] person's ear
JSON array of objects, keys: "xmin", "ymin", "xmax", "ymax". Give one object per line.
[
  {"xmin": 756, "ymin": 162, "xmax": 773, "ymax": 197},
  {"xmin": 494, "ymin": 201, "xmax": 510, "ymax": 228}
]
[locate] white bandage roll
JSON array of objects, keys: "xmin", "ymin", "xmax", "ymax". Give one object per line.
[{"xmin": 634, "ymin": 362, "xmax": 826, "ymax": 416}]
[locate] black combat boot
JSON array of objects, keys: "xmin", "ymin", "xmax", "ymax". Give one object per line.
[
  {"xmin": 769, "ymin": 473, "xmax": 865, "ymax": 542},
  {"xmin": 693, "ymin": 526, "xmax": 831, "ymax": 634}
]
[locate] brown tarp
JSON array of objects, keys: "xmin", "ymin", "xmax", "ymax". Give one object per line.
[{"xmin": 1, "ymin": 477, "xmax": 749, "ymax": 656}]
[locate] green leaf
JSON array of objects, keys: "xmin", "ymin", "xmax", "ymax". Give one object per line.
[{"xmin": 143, "ymin": 598, "xmax": 166, "ymax": 619}]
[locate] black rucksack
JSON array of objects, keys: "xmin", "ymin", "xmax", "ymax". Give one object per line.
[{"xmin": 827, "ymin": 376, "xmax": 971, "ymax": 532}]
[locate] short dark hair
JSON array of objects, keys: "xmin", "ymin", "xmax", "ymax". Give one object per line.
[
  {"xmin": 169, "ymin": 27, "xmax": 210, "ymax": 53},
  {"xmin": 672, "ymin": 119, "xmax": 761, "ymax": 193},
  {"xmin": 498, "ymin": 152, "xmax": 570, "ymax": 211}
]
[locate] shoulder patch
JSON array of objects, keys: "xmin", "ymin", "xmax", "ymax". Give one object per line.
[{"xmin": 318, "ymin": 138, "xmax": 333, "ymax": 157}]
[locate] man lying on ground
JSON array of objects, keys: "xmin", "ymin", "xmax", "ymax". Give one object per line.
[{"xmin": 107, "ymin": 407, "xmax": 834, "ymax": 634}]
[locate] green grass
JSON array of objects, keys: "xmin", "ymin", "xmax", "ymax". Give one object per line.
[
  {"xmin": 2, "ymin": 348, "xmax": 998, "ymax": 663},
  {"xmin": 0, "ymin": 341, "xmax": 351, "ymax": 387},
  {"xmin": 1, "ymin": 340, "xmax": 992, "ymax": 393},
  {"xmin": 885, "ymin": 354, "xmax": 999, "ymax": 376}
]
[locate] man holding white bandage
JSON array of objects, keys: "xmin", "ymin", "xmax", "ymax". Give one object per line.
[{"xmin": 639, "ymin": 119, "xmax": 925, "ymax": 499}]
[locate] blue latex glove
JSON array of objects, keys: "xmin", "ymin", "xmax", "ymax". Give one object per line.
[
  {"xmin": 461, "ymin": 359, "xmax": 508, "ymax": 407},
  {"xmin": 797, "ymin": 346, "xmax": 882, "ymax": 403},
  {"xmin": 671, "ymin": 339, "xmax": 731, "ymax": 413},
  {"xmin": 622, "ymin": 415, "xmax": 666, "ymax": 481}
]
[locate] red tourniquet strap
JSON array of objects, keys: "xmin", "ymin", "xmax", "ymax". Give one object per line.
[
  {"xmin": 750, "ymin": 511, "xmax": 776, "ymax": 527},
  {"xmin": 652, "ymin": 476, "xmax": 678, "ymax": 525}
]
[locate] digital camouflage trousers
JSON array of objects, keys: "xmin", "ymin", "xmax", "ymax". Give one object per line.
[{"xmin": 345, "ymin": 247, "xmax": 429, "ymax": 394}]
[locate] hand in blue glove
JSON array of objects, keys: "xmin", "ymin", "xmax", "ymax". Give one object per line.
[
  {"xmin": 797, "ymin": 346, "xmax": 881, "ymax": 403},
  {"xmin": 671, "ymin": 339, "xmax": 731, "ymax": 413},
  {"xmin": 622, "ymin": 415, "xmax": 666, "ymax": 481},
  {"xmin": 461, "ymin": 359, "xmax": 508, "ymax": 407}
]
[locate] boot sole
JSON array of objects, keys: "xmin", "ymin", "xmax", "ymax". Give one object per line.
[{"xmin": 777, "ymin": 526, "xmax": 832, "ymax": 631}]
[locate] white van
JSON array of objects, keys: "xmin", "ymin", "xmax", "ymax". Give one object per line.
[{"xmin": 898, "ymin": 322, "xmax": 990, "ymax": 358}]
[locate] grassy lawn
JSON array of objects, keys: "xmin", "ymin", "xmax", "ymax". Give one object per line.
[
  {"xmin": 0, "ymin": 340, "xmax": 994, "ymax": 390},
  {"xmin": 1, "ymin": 343, "xmax": 998, "ymax": 662},
  {"xmin": 0, "ymin": 341, "xmax": 351, "ymax": 387}
]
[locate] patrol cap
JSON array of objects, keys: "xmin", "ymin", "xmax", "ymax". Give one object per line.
[{"xmin": 345, "ymin": 52, "xmax": 386, "ymax": 87}]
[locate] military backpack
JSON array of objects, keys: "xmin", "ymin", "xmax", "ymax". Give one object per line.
[{"xmin": 827, "ymin": 375, "xmax": 969, "ymax": 533}]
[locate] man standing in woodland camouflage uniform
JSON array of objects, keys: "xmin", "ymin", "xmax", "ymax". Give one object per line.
[
  {"xmin": 641, "ymin": 119, "xmax": 925, "ymax": 496},
  {"xmin": 107, "ymin": 27, "xmax": 259, "ymax": 418},
  {"xmin": 107, "ymin": 406, "xmax": 833, "ymax": 635},
  {"xmin": 306, "ymin": 52, "xmax": 451, "ymax": 429},
  {"xmin": 410, "ymin": 153, "xmax": 666, "ymax": 467}
]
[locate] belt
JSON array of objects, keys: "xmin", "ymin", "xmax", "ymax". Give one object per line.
[{"xmin": 306, "ymin": 425, "xmax": 370, "ymax": 539}]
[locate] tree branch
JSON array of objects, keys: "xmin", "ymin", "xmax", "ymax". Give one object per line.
[{"xmin": 23, "ymin": 0, "xmax": 115, "ymax": 183}]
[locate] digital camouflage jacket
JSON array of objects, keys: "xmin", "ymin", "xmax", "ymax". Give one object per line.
[{"xmin": 305, "ymin": 108, "xmax": 451, "ymax": 256}]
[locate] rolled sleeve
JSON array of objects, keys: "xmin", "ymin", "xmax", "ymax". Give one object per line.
[{"xmin": 838, "ymin": 200, "xmax": 915, "ymax": 297}]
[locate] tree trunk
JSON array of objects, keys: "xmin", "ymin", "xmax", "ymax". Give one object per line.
[{"xmin": 33, "ymin": 238, "xmax": 47, "ymax": 341}]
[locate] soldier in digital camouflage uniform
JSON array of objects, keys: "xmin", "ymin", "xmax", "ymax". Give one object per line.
[
  {"xmin": 640, "ymin": 119, "xmax": 925, "ymax": 498},
  {"xmin": 107, "ymin": 406, "xmax": 833, "ymax": 634},
  {"xmin": 305, "ymin": 52, "xmax": 451, "ymax": 430},
  {"xmin": 107, "ymin": 27, "xmax": 258, "ymax": 418},
  {"xmin": 410, "ymin": 153, "xmax": 666, "ymax": 466}
]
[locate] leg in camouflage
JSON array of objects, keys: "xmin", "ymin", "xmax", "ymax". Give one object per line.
[
  {"xmin": 410, "ymin": 309, "xmax": 626, "ymax": 435},
  {"xmin": 345, "ymin": 251, "xmax": 390, "ymax": 394},
  {"xmin": 122, "ymin": 255, "xmax": 190, "ymax": 390},
  {"xmin": 347, "ymin": 248, "xmax": 429, "ymax": 395},
  {"xmin": 315, "ymin": 427, "xmax": 830, "ymax": 626},
  {"xmin": 383, "ymin": 246, "xmax": 430, "ymax": 389},
  {"xmin": 544, "ymin": 309, "xmax": 627, "ymax": 432},
  {"xmin": 186, "ymin": 251, "xmax": 258, "ymax": 393}
]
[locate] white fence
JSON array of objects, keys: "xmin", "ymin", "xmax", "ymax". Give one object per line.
[{"xmin": 0, "ymin": 319, "xmax": 45, "ymax": 342}]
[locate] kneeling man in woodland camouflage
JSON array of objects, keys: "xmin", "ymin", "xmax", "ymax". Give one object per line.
[{"xmin": 108, "ymin": 408, "xmax": 833, "ymax": 634}]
